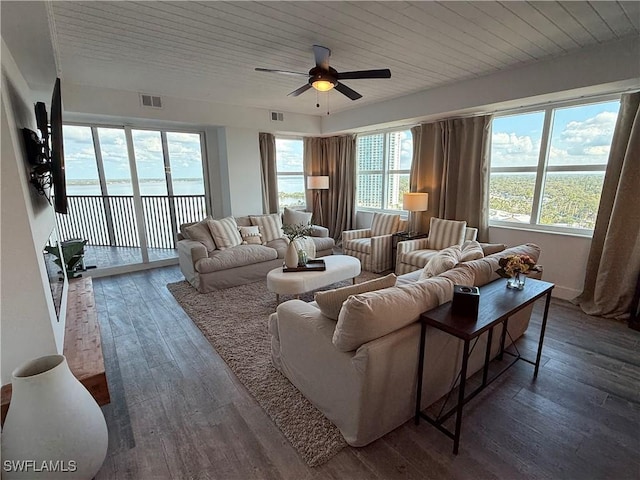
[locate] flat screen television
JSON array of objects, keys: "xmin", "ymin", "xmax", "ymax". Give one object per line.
[{"xmin": 23, "ymin": 77, "xmax": 67, "ymax": 214}]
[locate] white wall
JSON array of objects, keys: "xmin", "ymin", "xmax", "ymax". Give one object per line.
[
  {"xmin": 489, "ymin": 227, "xmax": 591, "ymax": 301},
  {"xmin": 218, "ymin": 127, "xmax": 264, "ymax": 216},
  {"xmin": 1, "ymin": 38, "xmax": 66, "ymax": 384}
]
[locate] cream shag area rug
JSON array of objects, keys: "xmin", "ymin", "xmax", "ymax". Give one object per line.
[{"xmin": 167, "ymin": 271, "xmax": 379, "ymax": 467}]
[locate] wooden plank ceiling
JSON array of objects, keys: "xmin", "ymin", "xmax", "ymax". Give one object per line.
[{"xmin": 49, "ymin": 1, "xmax": 640, "ymax": 116}]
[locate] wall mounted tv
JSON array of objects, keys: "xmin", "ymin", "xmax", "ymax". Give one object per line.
[{"xmin": 22, "ymin": 77, "xmax": 67, "ymax": 214}]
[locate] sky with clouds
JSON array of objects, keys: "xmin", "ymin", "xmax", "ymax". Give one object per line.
[{"xmin": 491, "ymin": 100, "xmax": 620, "ymax": 168}]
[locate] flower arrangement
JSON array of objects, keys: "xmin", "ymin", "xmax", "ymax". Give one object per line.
[
  {"xmin": 282, "ymin": 222, "xmax": 313, "ymax": 243},
  {"xmin": 496, "ymin": 254, "xmax": 539, "ymax": 278}
]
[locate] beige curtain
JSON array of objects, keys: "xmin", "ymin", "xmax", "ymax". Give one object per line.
[
  {"xmin": 410, "ymin": 115, "xmax": 492, "ymax": 240},
  {"xmin": 304, "ymin": 135, "xmax": 356, "ymax": 243},
  {"xmin": 574, "ymin": 92, "xmax": 640, "ymax": 320},
  {"xmin": 258, "ymin": 132, "xmax": 278, "ymax": 214}
]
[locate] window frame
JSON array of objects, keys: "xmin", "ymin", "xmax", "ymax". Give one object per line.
[
  {"xmin": 489, "ymin": 95, "xmax": 621, "ymax": 237},
  {"xmin": 274, "ymin": 135, "xmax": 306, "ymax": 212},
  {"xmin": 355, "ymin": 127, "xmax": 413, "ymax": 214}
]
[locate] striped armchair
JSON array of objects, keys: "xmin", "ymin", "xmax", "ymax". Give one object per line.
[
  {"xmin": 343, "ymin": 213, "xmax": 408, "ymax": 273},
  {"xmin": 395, "ymin": 218, "xmax": 478, "ymax": 275}
]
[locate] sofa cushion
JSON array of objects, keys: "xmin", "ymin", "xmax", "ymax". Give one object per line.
[
  {"xmin": 428, "ymin": 218, "xmax": 467, "ymax": 250},
  {"xmin": 460, "ymin": 240, "xmax": 484, "ymax": 262},
  {"xmin": 208, "ymin": 216, "xmax": 242, "ymax": 249},
  {"xmin": 195, "ymin": 245, "xmax": 277, "ymax": 273},
  {"xmin": 266, "ymin": 238, "xmax": 289, "ymax": 258},
  {"xmin": 333, "ymin": 267, "xmax": 475, "ymax": 352},
  {"xmin": 345, "ymin": 238, "xmax": 371, "ymax": 254},
  {"xmin": 183, "ymin": 217, "xmax": 217, "ymax": 253},
  {"xmin": 239, "ymin": 225, "xmax": 263, "ymax": 245},
  {"xmin": 419, "ymin": 245, "xmax": 462, "ymax": 280},
  {"xmin": 283, "ymin": 207, "xmax": 312, "ymax": 227},
  {"xmin": 250, "ymin": 214, "xmax": 284, "ymax": 242},
  {"xmin": 464, "ymin": 243, "xmax": 541, "ymax": 287},
  {"xmin": 370, "ymin": 213, "xmax": 400, "ymax": 236},
  {"xmin": 315, "ymin": 273, "xmax": 397, "ymax": 320},
  {"xmin": 480, "ymin": 243, "xmax": 507, "ymax": 256}
]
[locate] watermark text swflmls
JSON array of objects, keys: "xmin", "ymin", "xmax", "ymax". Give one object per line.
[{"xmin": 3, "ymin": 460, "xmax": 77, "ymax": 473}]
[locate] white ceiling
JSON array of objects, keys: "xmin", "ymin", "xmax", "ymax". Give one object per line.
[{"xmin": 21, "ymin": 1, "xmax": 640, "ymax": 116}]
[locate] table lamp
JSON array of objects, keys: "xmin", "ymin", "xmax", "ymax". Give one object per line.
[{"xmin": 403, "ymin": 192, "xmax": 429, "ymax": 234}]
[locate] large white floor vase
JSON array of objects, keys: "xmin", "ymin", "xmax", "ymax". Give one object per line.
[{"xmin": 1, "ymin": 354, "xmax": 108, "ymax": 479}]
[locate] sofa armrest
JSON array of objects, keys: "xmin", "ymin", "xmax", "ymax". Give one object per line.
[
  {"xmin": 343, "ymin": 229, "xmax": 372, "ymax": 242},
  {"xmin": 310, "ymin": 225, "xmax": 329, "ymax": 238},
  {"xmin": 177, "ymin": 239, "xmax": 208, "ymax": 266},
  {"xmin": 396, "ymin": 238, "xmax": 430, "ymax": 254}
]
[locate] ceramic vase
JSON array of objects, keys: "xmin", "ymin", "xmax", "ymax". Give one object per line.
[
  {"xmin": 284, "ymin": 241, "xmax": 298, "ymax": 269},
  {"xmin": 1, "ymin": 354, "xmax": 108, "ymax": 479}
]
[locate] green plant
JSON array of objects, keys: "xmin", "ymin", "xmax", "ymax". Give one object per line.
[
  {"xmin": 45, "ymin": 240, "xmax": 87, "ymax": 279},
  {"xmin": 282, "ymin": 222, "xmax": 313, "ymax": 243}
]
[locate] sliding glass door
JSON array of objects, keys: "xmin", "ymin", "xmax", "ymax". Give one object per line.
[{"xmin": 60, "ymin": 124, "xmax": 208, "ymax": 270}]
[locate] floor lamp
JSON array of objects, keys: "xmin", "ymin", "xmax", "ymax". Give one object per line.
[
  {"xmin": 307, "ymin": 176, "xmax": 329, "ymax": 226},
  {"xmin": 403, "ymin": 192, "xmax": 429, "ymax": 234}
]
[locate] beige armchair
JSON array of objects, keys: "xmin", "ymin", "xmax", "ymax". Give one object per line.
[
  {"xmin": 343, "ymin": 213, "xmax": 408, "ymax": 273},
  {"xmin": 395, "ymin": 218, "xmax": 478, "ymax": 275}
]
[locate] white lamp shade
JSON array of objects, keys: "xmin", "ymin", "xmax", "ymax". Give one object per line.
[
  {"xmin": 307, "ymin": 176, "xmax": 329, "ymax": 190},
  {"xmin": 403, "ymin": 192, "xmax": 429, "ymax": 212}
]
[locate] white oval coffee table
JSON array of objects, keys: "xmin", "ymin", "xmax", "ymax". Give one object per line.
[{"xmin": 267, "ymin": 255, "xmax": 361, "ymax": 303}]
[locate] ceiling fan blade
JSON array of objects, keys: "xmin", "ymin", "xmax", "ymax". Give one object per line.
[
  {"xmin": 288, "ymin": 84, "xmax": 312, "ymax": 97},
  {"xmin": 334, "ymin": 82, "xmax": 362, "ymax": 101},
  {"xmin": 337, "ymin": 69, "xmax": 391, "ymax": 80},
  {"xmin": 255, "ymin": 68, "xmax": 308, "ymax": 77},
  {"xmin": 313, "ymin": 45, "xmax": 331, "ymax": 70}
]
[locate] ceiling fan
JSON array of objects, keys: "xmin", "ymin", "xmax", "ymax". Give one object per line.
[{"xmin": 255, "ymin": 45, "xmax": 391, "ymax": 101}]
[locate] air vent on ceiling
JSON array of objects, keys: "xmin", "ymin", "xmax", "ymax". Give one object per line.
[
  {"xmin": 270, "ymin": 111, "xmax": 284, "ymax": 122},
  {"xmin": 140, "ymin": 93, "xmax": 162, "ymax": 109}
]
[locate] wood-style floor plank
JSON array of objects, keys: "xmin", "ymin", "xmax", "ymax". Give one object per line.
[{"xmin": 94, "ymin": 266, "xmax": 640, "ymax": 480}]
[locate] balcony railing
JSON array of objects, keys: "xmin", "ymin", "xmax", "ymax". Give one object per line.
[{"xmin": 56, "ymin": 195, "xmax": 206, "ymax": 249}]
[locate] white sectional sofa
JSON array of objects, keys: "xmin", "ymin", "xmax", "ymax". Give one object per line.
[{"xmin": 269, "ymin": 243, "xmax": 542, "ymax": 447}]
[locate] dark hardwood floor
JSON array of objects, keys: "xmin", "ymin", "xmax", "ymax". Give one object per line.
[{"xmin": 93, "ymin": 266, "xmax": 640, "ymax": 480}]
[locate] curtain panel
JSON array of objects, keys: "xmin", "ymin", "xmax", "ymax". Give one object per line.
[
  {"xmin": 258, "ymin": 132, "xmax": 278, "ymax": 214},
  {"xmin": 410, "ymin": 115, "xmax": 492, "ymax": 240},
  {"xmin": 303, "ymin": 135, "xmax": 356, "ymax": 243},
  {"xmin": 574, "ymin": 92, "xmax": 640, "ymax": 320}
]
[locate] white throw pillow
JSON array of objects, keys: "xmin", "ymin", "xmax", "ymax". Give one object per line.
[
  {"xmin": 207, "ymin": 216, "xmax": 242, "ymax": 250},
  {"xmin": 283, "ymin": 207, "xmax": 312, "ymax": 227},
  {"xmin": 428, "ymin": 218, "xmax": 467, "ymax": 250},
  {"xmin": 315, "ymin": 273, "xmax": 397, "ymax": 320},
  {"xmin": 250, "ymin": 214, "xmax": 284, "ymax": 242},
  {"xmin": 239, "ymin": 225, "xmax": 263, "ymax": 245},
  {"xmin": 370, "ymin": 213, "xmax": 400, "ymax": 236},
  {"xmin": 419, "ymin": 245, "xmax": 462, "ymax": 280},
  {"xmin": 460, "ymin": 240, "xmax": 484, "ymax": 262}
]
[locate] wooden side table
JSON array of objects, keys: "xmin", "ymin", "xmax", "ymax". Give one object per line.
[
  {"xmin": 415, "ymin": 277, "xmax": 554, "ymax": 454},
  {"xmin": 391, "ymin": 231, "xmax": 427, "ymax": 270}
]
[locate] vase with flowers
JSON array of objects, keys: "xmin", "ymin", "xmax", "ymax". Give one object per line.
[
  {"xmin": 496, "ymin": 254, "xmax": 539, "ymax": 290},
  {"xmin": 282, "ymin": 222, "xmax": 314, "ymax": 268}
]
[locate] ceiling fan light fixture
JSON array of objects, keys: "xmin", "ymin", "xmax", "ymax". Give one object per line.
[{"xmin": 312, "ymin": 79, "xmax": 336, "ymax": 92}]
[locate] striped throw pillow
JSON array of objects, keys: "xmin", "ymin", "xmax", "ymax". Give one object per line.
[
  {"xmin": 428, "ymin": 218, "xmax": 467, "ymax": 250},
  {"xmin": 370, "ymin": 213, "xmax": 400, "ymax": 236},
  {"xmin": 208, "ymin": 216, "xmax": 242, "ymax": 250},
  {"xmin": 250, "ymin": 214, "xmax": 284, "ymax": 242}
]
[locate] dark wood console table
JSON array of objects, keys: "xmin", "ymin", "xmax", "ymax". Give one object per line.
[{"xmin": 415, "ymin": 277, "xmax": 554, "ymax": 454}]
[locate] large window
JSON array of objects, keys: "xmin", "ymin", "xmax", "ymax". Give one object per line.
[
  {"xmin": 489, "ymin": 99, "xmax": 620, "ymax": 233},
  {"xmin": 275, "ymin": 137, "xmax": 305, "ymax": 211},
  {"xmin": 356, "ymin": 130, "xmax": 412, "ymax": 211}
]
